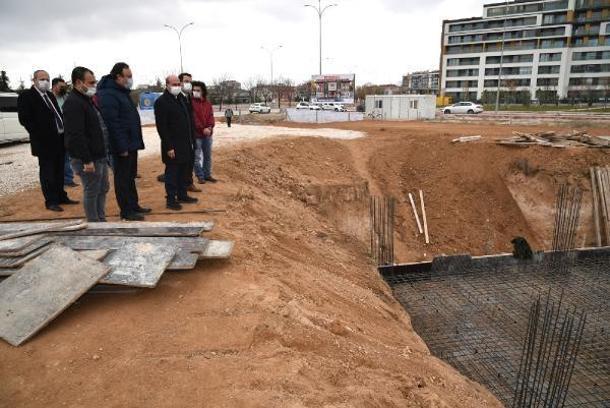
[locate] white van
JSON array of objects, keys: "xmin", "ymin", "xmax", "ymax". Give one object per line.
[{"xmin": 0, "ymin": 92, "xmax": 29, "ymax": 144}]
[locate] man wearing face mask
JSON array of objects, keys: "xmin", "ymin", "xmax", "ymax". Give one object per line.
[
  {"xmin": 97, "ymin": 62, "xmax": 149, "ymax": 221},
  {"xmin": 17, "ymin": 70, "xmax": 78, "ymax": 211},
  {"xmin": 154, "ymin": 75, "xmax": 198, "ymax": 210},
  {"xmin": 63, "ymin": 67, "xmax": 110, "ymax": 222},
  {"xmin": 178, "ymin": 72, "xmax": 200, "ymax": 193},
  {"xmin": 52, "ymin": 77, "xmax": 78, "ymax": 188}
]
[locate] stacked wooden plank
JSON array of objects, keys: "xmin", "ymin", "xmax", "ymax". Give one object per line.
[
  {"xmin": 496, "ymin": 130, "xmax": 610, "ymax": 148},
  {"xmin": 0, "ymin": 220, "xmax": 234, "ymax": 346},
  {"xmin": 590, "ymin": 166, "xmax": 610, "ymax": 247}
]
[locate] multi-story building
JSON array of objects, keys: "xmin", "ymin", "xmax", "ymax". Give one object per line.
[
  {"xmin": 402, "ymin": 70, "xmax": 440, "ymax": 94},
  {"xmin": 440, "ymin": 0, "xmax": 610, "ymax": 103}
]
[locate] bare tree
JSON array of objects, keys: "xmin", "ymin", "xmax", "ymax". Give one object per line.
[{"xmin": 212, "ymin": 73, "xmax": 231, "ymax": 111}]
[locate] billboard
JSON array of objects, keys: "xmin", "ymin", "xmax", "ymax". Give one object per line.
[{"xmin": 311, "ymin": 74, "xmax": 355, "ymax": 104}]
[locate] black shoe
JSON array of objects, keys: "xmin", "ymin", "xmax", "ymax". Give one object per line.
[
  {"xmin": 205, "ymin": 177, "xmax": 218, "ymax": 183},
  {"xmin": 121, "ymin": 213, "xmax": 145, "ymax": 221},
  {"xmin": 65, "ymin": 182, "xmax": 79, "ymax": 187},
  {"xmin": 166, "ymin": 202, "xmax": 183, "ymax": 211},
  {"xmin": 60, "ymin": 198, "xmax": 79, "ymax": 205},
  {"xmin": 177, "ymin": 196, "xmax": 198, "ymax": 204},
  {"xmin": 134, "ymin": 206, "xmax": 152, "ymax": 214},
  {"xmin": 46, "ymin": 204, "xmax": 64, "ymax": 212}
]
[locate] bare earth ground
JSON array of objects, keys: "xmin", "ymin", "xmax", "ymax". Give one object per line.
[{"xmin": 0, "ymin": 120, "xmax": 608, "ymax": 407}]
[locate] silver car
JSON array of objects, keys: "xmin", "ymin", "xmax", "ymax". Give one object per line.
[{"xmin": 442, "ymin": 101, "xmax": 484, "ymax": 115}]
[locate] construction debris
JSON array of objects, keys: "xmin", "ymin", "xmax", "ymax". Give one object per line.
[
  {"xmin": 0, "ymin": 220, "xmax": 234, "ymax": 346},
  {"xmin": 420, "ymin": 190, "xmax": 430, "ymax": 245},
  {"xmin": 496, "ymin": 130, "xmax": 610, "ymax": 148},
  {"xmin": 452, "ymin": 135, "xmax": 482, "ymax": 143},
  {"xmin": 370, "ymin": 196, "xmax": 395, "ymax": 266},
  {"xmin": 0, "ymin": 245, "xmax": 111, "ymax": 346}
]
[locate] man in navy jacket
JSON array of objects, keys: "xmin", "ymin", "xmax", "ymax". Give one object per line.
[{"xmin": 97, "ymin": 62, "xmax": 150, "ymax": 221}]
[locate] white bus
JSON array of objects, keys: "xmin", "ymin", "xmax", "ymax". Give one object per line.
[{"xmin": 0, "ymin": 92, "xmax": 29, "ymax": 145}]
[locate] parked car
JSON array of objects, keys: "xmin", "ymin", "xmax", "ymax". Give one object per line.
[
  {"xmin": 442, "ymin": 101, "xmax": 484, "ymax": 115},
  {"xmin": 296, "ymin": 102, "xmax": 310, "ymax": 110},
  {"xmin": 0, "ymin": 92, "xmax": 29, "ymax": 145},
  {"xmin": 309, "ymin": 103, "xmax": 322, "ymax": 111},
  {"xmin": 249, "ymin": 103, "xmax": 271, "ymax": 114},
  {"xmin": 321, "ymin": 102, "xmax": 346, "ymax": 112}
]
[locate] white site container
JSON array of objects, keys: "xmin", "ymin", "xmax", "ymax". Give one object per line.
[{"xmin": 365, "ymin": 95, "xmax": 436, "ymax": 120}]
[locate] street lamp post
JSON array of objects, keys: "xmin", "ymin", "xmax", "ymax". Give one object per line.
[
  {"xmin": 164, "ymin": 22, "xmax": 195, "ymax": 73},
  {"xmin": 261, "ymin": 45, "xmax": 283, "ymax": 84},
  {"xmin": 305, "ymin": 0, "xmax": 338, "ymax": 75}
]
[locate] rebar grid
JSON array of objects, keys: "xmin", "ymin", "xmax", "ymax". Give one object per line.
[
  {"xmin": 548, "ymin": 185, "xmax": 583, "ymax": 274},
  {"xmin": 388, "ymin": 255, "xmax": 609, "ymax": 407}
]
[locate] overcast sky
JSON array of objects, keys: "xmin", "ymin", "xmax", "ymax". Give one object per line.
[{"xmin": 0, "ymin": 0, "xmax": 487, "ymax": 88}]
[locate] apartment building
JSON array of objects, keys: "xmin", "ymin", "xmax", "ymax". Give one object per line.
[
  {"xmin": 440, "ymin": 0, "xmax": 610, "ymax": 103},
  {"xmin": 402, "ymin": 70, "xmax": 440, "ymax": 94}
]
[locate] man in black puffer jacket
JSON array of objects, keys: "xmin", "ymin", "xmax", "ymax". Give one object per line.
[
  {"xmin": 63, "ymin": 67, "xmax": 109, "ymax": 222},
  {"xmin": 97, "ymin": 62, "xmax": 150, "ymax": 221}
]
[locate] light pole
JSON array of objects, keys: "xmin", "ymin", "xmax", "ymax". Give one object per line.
[
  {"xmin": 164, "ymin": 22, "xmax": 195, "ymax": 73},
  {"xmin": 305, "ymin": 0, "xmax": 337, "ymax": 75},
  {"xmin": 495, "ymin": 1, "xmax": 509, "ymax": 113},
  {"xmin": 261, "ymin": 45, "xmax": 283, "ymax": 84}
]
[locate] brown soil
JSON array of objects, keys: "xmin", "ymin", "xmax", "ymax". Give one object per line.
[{"xmin": 0, "ymin": 120, "xmax": 607, "ymax": 407}]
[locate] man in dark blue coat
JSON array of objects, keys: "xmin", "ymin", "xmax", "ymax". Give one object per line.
[{"xmin": 97, "ymin": 62, "xmax": 150, "ymax": 221}]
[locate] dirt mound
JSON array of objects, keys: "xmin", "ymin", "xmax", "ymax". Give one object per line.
[{"xmin": 1, "ymin": 120, "xmax": 605, "ymax": 407}]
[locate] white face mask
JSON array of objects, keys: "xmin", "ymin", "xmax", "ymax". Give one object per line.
[
  {"xmin": 85, "ymin": 85, "xmax": 97, "ymax": 97},
  {"xmin": 169, "ymin": 86, "xmax": 182, "ymax": 96},
  {"xmin": 36, "ymin": 80, "xmax": 50, "ymax": 92},
  {"xmin": 125, "ymin": 78, "xmax": 133, "ymax": 90},
  {"xmin": 193, "ymin": 91, "xmax": 202, "ymax": 99},
  {"xmin": 182, "ymin": 82, "xmax": 192, "ymax": 93}
]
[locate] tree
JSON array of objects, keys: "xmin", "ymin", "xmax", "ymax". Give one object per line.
[
  {"xmin": 212, "ymin": 74, "xmax": 231, "ymax": 110},
  {"xmin": 0, "ymin": 70, "xmax": 11, "ymax": 91}
]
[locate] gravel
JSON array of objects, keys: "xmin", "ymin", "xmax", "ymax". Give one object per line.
[{"xmin": 0, "ymin": 124, "xmax": 365, "ymax": 198}]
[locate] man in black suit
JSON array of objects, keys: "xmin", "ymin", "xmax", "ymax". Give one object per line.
[
  {"xmin": 17, "ymin": 70, "xmax": 78, "ymax": 212},
  {"xmin": 154, "ymin": 75, "xmax": 198, "ymax": 210}
]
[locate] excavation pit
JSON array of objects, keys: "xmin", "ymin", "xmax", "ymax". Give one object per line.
[{"xmin": 381, "ymin": 248, "xmax": 610, "ymax": 407}]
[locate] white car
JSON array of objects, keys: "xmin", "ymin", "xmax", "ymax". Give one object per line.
[
  {"xmin": 0, "ymin": 92, "xmax": 29, "ymax": 144},
  {"xmin": 442, "ymin": 101, "xmax": 484, "ymax": 115},
  {"xmin": 309, "ymin": 103, "xmax": 322, "ymax": 111},
  {"xmin": 296, "ymin": 102, "xmax": 310, "ymax": 110},
  {"xmin": 249, "ymin": 103, "xmax": 271, "ymax": 114},
  {"xmin": 321, "ymin": 102, "xmax": 346, "ymax": 112}
]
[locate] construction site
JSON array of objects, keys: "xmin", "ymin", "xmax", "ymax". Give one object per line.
[{"xmin": 0, "ymin": 117, "xmax": 609, "ymax": 407}]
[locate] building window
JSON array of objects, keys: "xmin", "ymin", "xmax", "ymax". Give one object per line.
[
  {"xmin": 537, "ymin": 78, "xmax": 559, "ymax": 86},
  {"xmin": 410, "ymin": 100, "xmax": 419, "ymax": 109},
  {"xmin": 540, "ymin": 53, "xmax": 562, "ymax": 62},
  {"xmin": 538, "ymin": 65, "xmax": 561, "ymax": 74},
  {"xmin": 375, "ymin": 100, "xmax": 383, "ymax": 109}
]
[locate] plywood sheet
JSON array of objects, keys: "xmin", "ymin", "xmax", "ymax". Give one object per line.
[
  {"xmin": 201, "ymin": 240, "xmax": 234, "ymax": 259},
  {"xmin": 99, "ymin": 243, "xmax": 176, "ymax": 288},
  {"xmin": 52, "ymin": 236, "xmax": 208, "ymax": 270},
  {"xmin": 0, "ymin": 245, "xmax": 52, "ymax": 271},
  {"xmin": 0, "ymin": 245, "xmax": 110, "ymax": 346},
  {"xmin": 0, "ymin": 236, "xmax": 48, "ymax": 257}
]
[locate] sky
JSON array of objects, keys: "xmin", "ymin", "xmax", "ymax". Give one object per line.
[{"xmin": 0, "ymin": 0, "xmax": 487, "ymax": 89}]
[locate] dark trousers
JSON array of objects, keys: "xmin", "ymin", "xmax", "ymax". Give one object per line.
[
  {"xmin": 226, "ymin": 117, "xmax": 232, "ymax": 127},
  {"xmin": 184, "ymin": 149, "xmax": 194, "ymax": 187},
  {"xmin": 112, "ymin": 151, "xmax": 139, "ymax": 217},
  {"xmin": 165, "ymin": 162, "xmax": 190, "ymax": 203},
  {"xmin": 38, "ymin": 152, "xmax": 68, "ymax": 207}
]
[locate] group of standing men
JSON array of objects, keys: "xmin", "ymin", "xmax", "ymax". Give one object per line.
[{"xmin": 17, "ymin": 61, "xmax": 219, "ymax": 222}]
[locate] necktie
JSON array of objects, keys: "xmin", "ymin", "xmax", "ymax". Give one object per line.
[{"xmin": 42, "ymin": 93, "xmax": 64, "ymax": 134}]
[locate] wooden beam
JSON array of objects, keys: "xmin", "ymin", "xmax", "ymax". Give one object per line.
[
  {"xmin": 420, "ymin": 190, "xmax": 430, "ymax": 245},
  {"xmin": 590, "ymin": 167, "xmax": 602, "ymax": 247},
  {"xmin": 408, "ymin": 193, "xmax": 423, "ymax": 234}
]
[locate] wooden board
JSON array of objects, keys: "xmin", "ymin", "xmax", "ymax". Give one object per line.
[
  {"xmin": 57, "ymin": 226, "xmax": 210, "ymax": 237},
  {"xmin": 99, "ymin": 243, "xmax": 176, "ymax": 288},
  {"xmin": 52, "ymin": 236, "xmax": 209, "ymax": 270},
  {"xmin": 201, "ymin": 240, "xmax": 234, "ymax": 259},
  {"xmin": 0, "ymin": 221, "xmax": 87, "ymax": 242},
  {"xmin": 0, "ymin": 220, "xmax": 86, "ymax": 233},
  {"xmin": 0, "ymin": 236, "xmax": 48, "ymax": 257},
  {"xmin": 0, "ymin": 245, "xmax": 52, "ymax": 271},
  {"xmin": 0, "ymin": 249, "xmax": 110, "ymax": 277},
  {"xmin": 0, "ymin": 245, "xmax": 110, "ymax": 346},
  {"xmin": 167, "ymin": 251, "xmax": 199, "ymax": 270},
  {"xmin": 86, "ymin": 221, "xmax": 214, "ymax": 231}
]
